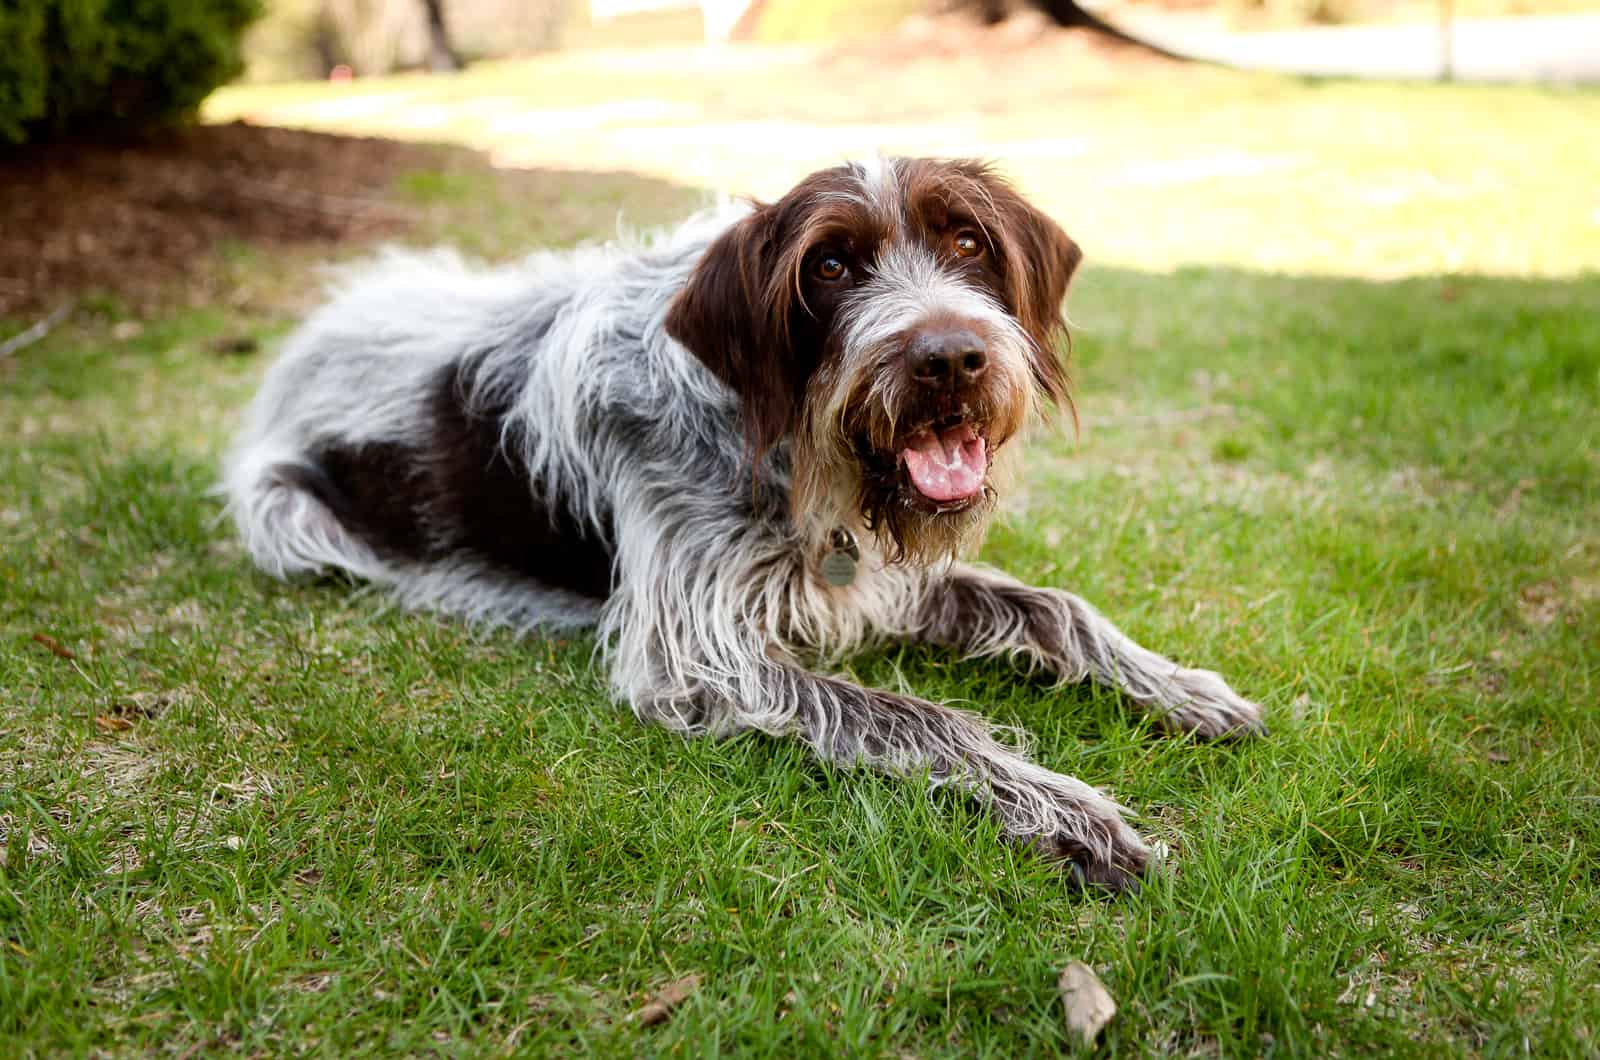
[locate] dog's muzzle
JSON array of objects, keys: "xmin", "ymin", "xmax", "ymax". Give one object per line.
[{"xmin": 895, "ymin": 323, "xmax": 993, "ymax": 505}]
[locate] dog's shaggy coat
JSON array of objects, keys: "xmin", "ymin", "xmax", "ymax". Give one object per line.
[{"xmin": 225, "ymin": 158, "xmax": 1264, "ymax": 889}]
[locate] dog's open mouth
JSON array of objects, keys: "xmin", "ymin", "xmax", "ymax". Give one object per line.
[{"xmin": 896, "ymin": 415, "xmax": 988, "ymax": 507}]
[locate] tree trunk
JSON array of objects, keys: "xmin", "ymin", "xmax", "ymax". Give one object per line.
[
  {"xmin": 939, "ymin": 0, "xmax": 1186, "ymax": 55},
  {"xmin": 1031, "ymin": 0, "xmax": 1186, "ymax": 56},
  {"xmin": 420, "ymin": 0, "xmax": 461, "ymax": 73}
]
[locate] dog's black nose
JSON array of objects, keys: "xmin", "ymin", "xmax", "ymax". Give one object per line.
[{"xmin": 907, "ymin": 326, "xmax": 988, "ymax": 389}]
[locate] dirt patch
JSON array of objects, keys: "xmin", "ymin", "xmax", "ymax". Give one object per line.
[
  {"xmin": 0, "ymin": 121, "xmax": 440, "ymax": 317},
  {"xmin": 1517, "ymin": 581, "xmax": 1561, "ymax": 628}
]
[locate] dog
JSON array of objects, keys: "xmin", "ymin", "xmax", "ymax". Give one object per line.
[{"xmin": 224, "ymin": 157, "xmax": 1264, "ymax": 890}]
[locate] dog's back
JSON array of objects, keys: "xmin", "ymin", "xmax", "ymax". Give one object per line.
[{"xmin": 223, "ymin": 226, "xmax": 707, "ymax": 631}]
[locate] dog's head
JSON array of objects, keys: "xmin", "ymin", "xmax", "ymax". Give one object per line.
[{"xmin": 665, "ymin": 157, "xmax": 1081, "ymax": 563}]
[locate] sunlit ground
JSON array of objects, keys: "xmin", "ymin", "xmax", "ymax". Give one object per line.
[{"xmin": 206, "ymin": 39, "xmax": 1600, "ymax": 277}]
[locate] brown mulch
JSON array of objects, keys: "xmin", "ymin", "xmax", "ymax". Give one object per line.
[{"xmin": 0, "ymin": 121, "xmax": 444, "ymax": 317}]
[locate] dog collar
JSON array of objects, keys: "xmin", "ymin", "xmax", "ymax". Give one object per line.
[{"xmin": 819, "ymin": 526, "xmax": 860, "ymax": 587}]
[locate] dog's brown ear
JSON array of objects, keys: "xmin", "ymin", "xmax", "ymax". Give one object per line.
[
  {"xmin": 993, "ymin": 189, "xmax": 1082, "ymax": 406},
  {"xmin": 665, "ymin": 206, "xmax": 798, "ymax": 454}
]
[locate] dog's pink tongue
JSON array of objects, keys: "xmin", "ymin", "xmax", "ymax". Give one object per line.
[{"xmin": 900, "ymin": 425, "xmax": 987, "ymax": 503}]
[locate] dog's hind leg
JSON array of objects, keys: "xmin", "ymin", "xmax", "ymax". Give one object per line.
[
  {"xmin": 222, "ymin": 441, "xmax": 605, "ymax": 632},
  {"xmin": 913, "ymin": 564, "xmax": 1266, "ymax": 739},
  {"xmin": 221, "ymin": 442, "xmax": 392, "ymax": 584}
]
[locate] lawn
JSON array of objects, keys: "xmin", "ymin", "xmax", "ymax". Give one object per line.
[{"xmin": 3, "ymin": 37, "xmax": 1599, "ymax": 1057}]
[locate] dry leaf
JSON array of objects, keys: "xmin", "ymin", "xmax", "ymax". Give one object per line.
[
  {"xmin": 1059, "ymin": 961, "xmax": 1116, "ymax": 1045},
  {"xmin": 633, "ymin": 973, "xmax": 701, "ymax": 1026},
  {"xmin": 94, "ymin": 714, "xmax": 134, "ymax": 733}
]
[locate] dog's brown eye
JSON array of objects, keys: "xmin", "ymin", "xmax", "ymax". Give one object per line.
[
  {"xmin": 815, "ymin": 255, "xmax": 847, "ymax": 281},
  {"xmin": 953, "ymin": 232, "xmax": 982, "ymax": 258}
]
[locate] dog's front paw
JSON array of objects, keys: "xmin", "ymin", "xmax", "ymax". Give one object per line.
[
  {"xmin": 1038, "ymin": 829, "xmax": 1153, "ymax": 893},
  {"xmin": 1154, "ymin": 668, "xmax": 1266, "ymax": 740},
  {"xmin": 998, "ymin": 775, "xmax": 1155, "ymax": 893}
]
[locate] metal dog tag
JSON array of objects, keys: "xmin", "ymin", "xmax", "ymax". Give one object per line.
[{"xmin": 820, "ymin": 526, "xmax": 860, "ymax": 587}]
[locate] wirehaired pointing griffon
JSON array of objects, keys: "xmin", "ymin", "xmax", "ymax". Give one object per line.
[{"xmin": 225, "ymin": 158, "xmax": 1264, "ymax": 890}]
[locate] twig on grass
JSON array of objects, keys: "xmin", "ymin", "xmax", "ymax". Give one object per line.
[
  {"xmin": 0, "ymin": 301, "xmax": 75, "ymax": 360},
  {"xmin": 31, "ymin": 632, "xmax": 78, "ymax": 660}
]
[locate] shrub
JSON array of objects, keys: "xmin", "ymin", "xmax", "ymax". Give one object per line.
[{"xmin": 0, "ymin": 0, "xmax": 262, "ymax": 145}]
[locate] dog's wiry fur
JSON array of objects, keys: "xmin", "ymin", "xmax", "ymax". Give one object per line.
[{"xmin": 224, "ymin": 158, "xmax": 1263, "ymax": 890}]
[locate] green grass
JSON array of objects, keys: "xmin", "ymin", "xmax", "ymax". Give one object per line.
[{"xmin": 5, "ymin": 51, "xmax": 1600, "ymax": 1056}]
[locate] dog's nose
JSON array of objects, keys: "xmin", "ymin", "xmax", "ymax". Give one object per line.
[{"xmin": 907, "ymin": 327, "xmax": 988, "ymax": 389}]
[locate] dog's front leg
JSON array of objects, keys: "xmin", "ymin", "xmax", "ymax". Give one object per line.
[
  {"xmin": 607, "ymin": 609, "xmax": 1151, "ymax": 888},
  {"xmin": 597, "ymin": 507, "xmax": 1152, "ymax": 888},
  {"xmin": 914, "ymin": 564, "xmax": 1266, "ymax": 739},
  {"xmin": 753, "ymin": 663, "xmax": 1153, "ymax": 889}
]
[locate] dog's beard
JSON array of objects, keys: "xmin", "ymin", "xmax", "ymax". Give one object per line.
[
  {"xmin": 855, "ymin": 458, "xmax": 998, "ymax": 564},
  {"xmin": 792, "ymin": 350, "xmax": 1032, "ymax": 566}
]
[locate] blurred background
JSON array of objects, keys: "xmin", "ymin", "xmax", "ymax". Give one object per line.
[{"xmin": 2, "ymin": 0, "xmax": 1595, "ymax": 319}]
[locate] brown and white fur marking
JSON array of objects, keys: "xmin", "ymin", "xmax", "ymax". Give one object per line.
[{"xmin": 224, "ymin": 158, "xmax": 1264, "ymax": 891}]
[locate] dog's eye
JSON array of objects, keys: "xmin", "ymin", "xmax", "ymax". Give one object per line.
[
  {"xmin": 814, "ymin": 254, "xmax": 848, "ymax": 282},
  {"xmin": 953, "ymin": 232, "xmax": 982, "ymax": 258}
]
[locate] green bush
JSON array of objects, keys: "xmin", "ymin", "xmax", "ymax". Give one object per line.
[{"xmin": 0, "ymin": 0, "xmax": 262, "ymax": 145}]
